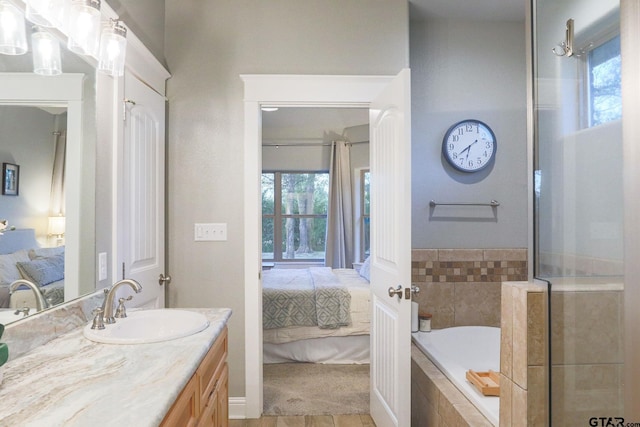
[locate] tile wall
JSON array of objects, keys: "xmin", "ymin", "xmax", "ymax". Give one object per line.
[
  {"xmin": 411, "ymin": 249, "xmax": 527, "ymax": 329},
  {"xmin": 500, "ymin": 281, "xmax": 547, "ymax": 427}
]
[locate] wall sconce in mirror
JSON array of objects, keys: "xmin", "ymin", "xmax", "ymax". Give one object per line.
[
  {"xmin": 552, "ymin": 18, "xmax": 575, "ymax": 57},
  {"xmin": 32, "ymin": 25, "xmax": 61, "ymax": 75},
  {"xmin": 98, "ymin": 19, "xmax": 126, "ymax": 77},
  {"xmin": 0, "ymin": 0, "xmax": 28, "ymax": 55}
]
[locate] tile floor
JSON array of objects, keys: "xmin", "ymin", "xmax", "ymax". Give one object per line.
[{"xmin": 229, "ymin": 414, "xmax": 375, "ymax": 427}]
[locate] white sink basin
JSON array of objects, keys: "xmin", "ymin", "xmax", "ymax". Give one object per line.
[{"xmin": 83, "ymin": 309, "xmax": 209, "ymax": 344}]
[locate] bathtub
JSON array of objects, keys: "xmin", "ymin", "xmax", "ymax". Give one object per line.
[{"xmin": 412, "ymin": 326, "xmax": 500, "ymax": 426}]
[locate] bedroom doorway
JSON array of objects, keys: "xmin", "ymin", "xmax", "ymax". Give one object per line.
[
  {"xmin": 260, "ymin": 106, "xmax": 371, "ymax": 416},
  {"xmin": 242, "ymin": 72, "xmax": 412, "ymax": 425}
]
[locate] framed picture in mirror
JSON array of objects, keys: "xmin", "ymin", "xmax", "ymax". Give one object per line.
[{"xmin": 2, "ymin": 163, "xmax": 19, "ymax": 196}]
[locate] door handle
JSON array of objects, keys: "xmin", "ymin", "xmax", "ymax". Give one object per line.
[
  {"xmin": 388, "ymin": 285, "xmax": 403, "ymax": 299},
  {"xmin": 159, "ymin": 273, "xmax": 172, "ymax": 286}
]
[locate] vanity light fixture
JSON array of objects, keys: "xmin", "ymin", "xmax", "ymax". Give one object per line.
[
  {"xmin": 97, "ymin": 19, "xmax": 127, "ymax": 77},
  {"xmin": 261, "ymin": 107, "xmax": 279, "ymax": 112},
  {"xmin": 25, "ymin": 0, "xmax": 65, "ymax": 28},
  {"xmin": 67, "ymin": 0, "xmax": 101, "ymax": 57},
  {"xmin": 32, "ymin": 26, "xmax": 61, "ymax": 75},
  {"xmin": 0, "ymin": 0, "xmax": 28, "ymax": 55}
]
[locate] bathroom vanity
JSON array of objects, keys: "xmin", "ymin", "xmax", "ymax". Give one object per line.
[{"xmin": 0, "ymin": 303, "xmax": 231, "ymax": 426}]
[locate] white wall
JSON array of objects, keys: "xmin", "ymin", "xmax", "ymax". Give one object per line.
[
  {"xmin": 410, "ymin": 19, "xmax": 528, "ymax": 249},
  {"xmin": 164, "ymin": 0, "xmax": 408, "ymax": 398}
]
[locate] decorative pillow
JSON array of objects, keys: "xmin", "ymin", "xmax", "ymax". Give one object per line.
[
  {"xmin": 359, "ymin": 256, "xmax": 371, "ymax": 282},
  {"xmin": 0, "ymin": 250, "xmax": 30, "ymax": 286},
  {"xmin": 28, "ymin": 245, "xmax": 65, "ymax": 260},
  {"xmin": 16, "ymin": 253, "xmax": 65, "ymax": 287}
]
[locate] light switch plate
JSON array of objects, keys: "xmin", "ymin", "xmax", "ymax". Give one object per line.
[
  {"xmin": 98, "ymin": 252, "xmax": 108, "ymax": 281},
  {"xmin": 195, "ymin": 223, "xmax": 228, "ymax": 241}
]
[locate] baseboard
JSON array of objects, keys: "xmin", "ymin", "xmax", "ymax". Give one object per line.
[{"xmin": 229, "ymin": 397, "xmax": 247, "ymax": 419}]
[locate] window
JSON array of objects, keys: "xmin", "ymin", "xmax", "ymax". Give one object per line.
[
  {"xmin": 262, "ymin": 172, "xmax": 329, "ymax": 262},
  {"xmin": 586, "ymin": 33, "xmax": 621, "ymax": 127},
  {"xmin": 358, "ymin": 169, "xmax": 370, "ymax": 262}
]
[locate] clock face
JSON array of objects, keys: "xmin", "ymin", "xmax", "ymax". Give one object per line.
[{"xmin": 442, "ymin": 120, "xmax": 496, "ymax": 172}]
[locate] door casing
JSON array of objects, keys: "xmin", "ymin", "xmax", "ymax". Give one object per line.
[{"xmin": 241, "ymin": 73, "xmax": 409, "ymax": 419}]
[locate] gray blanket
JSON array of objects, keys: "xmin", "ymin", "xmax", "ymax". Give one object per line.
[{"xmin": 263, "ymin": 267, "xmax": 351, "ymax": 330}]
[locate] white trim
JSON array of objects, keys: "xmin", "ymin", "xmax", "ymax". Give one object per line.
[
  {"xmin": 228, "ymin": 397, "xmax": 247, "ymax": 419},
  {"xmin": 242, "ymin": 74, "xmax": 394, "ymax": 418}
]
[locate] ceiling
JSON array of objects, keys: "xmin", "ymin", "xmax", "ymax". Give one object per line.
[{"xmin": 409, "ymin": 0, "xmax": 526, "ymax": 22}]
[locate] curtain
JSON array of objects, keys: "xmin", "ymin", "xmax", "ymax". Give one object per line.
[
  {"xmin": 49, "ymin": 131, "xmax": 66, "ymax": 216},
  {"xmin": 325, "ymin": 140, "xmax": 353, "ymax": 268}
]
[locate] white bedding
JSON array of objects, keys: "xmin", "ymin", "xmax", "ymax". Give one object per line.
[{"xmin": 263, "ymin": 268, "xmax": 370, "ymax": 344}]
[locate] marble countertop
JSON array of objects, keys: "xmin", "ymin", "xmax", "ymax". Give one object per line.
[{"xmin": 0, "ymin": 308, "xmax": 232, "ymax": 427}]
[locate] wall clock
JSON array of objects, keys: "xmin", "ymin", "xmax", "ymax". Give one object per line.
[{"xmin": 442, "ymin": 119, "xmax": 496, "ymax": 173}]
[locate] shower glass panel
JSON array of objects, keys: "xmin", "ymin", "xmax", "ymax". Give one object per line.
[{"xmin": 533, "ymin": 0, "xmax": 623, "ymax": 425}]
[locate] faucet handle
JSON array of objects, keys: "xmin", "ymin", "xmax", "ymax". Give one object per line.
[
  {"xmin": 91, "ymin": 307, "xmax": 105, "ymax": 330},
  {"xmin": 14, "ymin": 306, "xmax": 30, "ymax": 317},
  {"xmin": 115, "ymin": 296, "xmax": 133, "ymax": 319}
]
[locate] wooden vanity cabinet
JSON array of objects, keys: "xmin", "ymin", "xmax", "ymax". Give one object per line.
[{"xmin": 161, "ymin": 327, "xmax": 228, "ymax": 427}]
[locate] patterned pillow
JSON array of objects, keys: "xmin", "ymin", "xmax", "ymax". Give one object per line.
[
  {"xmin": 0, "ymin": 250, "xmax": 30, "ymax": 286},
  {"xmin": 16, "ymin": 253, "xmax": 65, "ymax": 287}
]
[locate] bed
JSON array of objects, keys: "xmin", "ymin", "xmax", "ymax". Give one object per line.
[
  {"xmin": 262, "ymin": 260, "xmax": 371, "ymax": 364},
  {"xmin": 0, "ymin": 229, "xmax": 65, "ymax": 311}
]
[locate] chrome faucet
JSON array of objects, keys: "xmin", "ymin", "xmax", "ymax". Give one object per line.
[
  {"xmin": 102, "ymin": 279, "xmax": 143, "ymax": 324},
  {"xmin": 9, "ymin": 279, "xmax": 49, "ymax": 312}
]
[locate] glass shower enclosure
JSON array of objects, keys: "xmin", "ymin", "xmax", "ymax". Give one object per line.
[{"xmin": 532, "ymin": 0, "xmax": 624, "ymax": 425}]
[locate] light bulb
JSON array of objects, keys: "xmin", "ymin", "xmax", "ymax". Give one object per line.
[
  {"xmin": 98, "ymin": 19, "xmax": 127, "ymax": 77},
  {"xmin": 32, "ymin": 27, "xmax": 61, "ymax": 75},
  {"xmin": 67, "ymin": 0, "xmax": 100, "ymax": 56},
  {"xmin": 0, "ymin": 1, "xmax": 28, "ymax": 55}
]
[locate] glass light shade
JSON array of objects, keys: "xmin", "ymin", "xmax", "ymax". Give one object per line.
[
  {"xmin": 0, "ymin": 1, "xmax": 28, "ymax": 55},
  {"xmin": 67, "ymin": 0, "xmax": 100, "ymax": 56},
  {"xmin": 32, "ymin": 27, "xmax": 61, "ymax": 75},
  {"xmin": 98, "ymin": 20, "xmax": 126, "ymax": 77},
  {"xmin": 48, "ymin": 216, "xmax": 65, "ymax": 236},
  {"xmin": 25, "ymin": 0, "xmax": 66, "ymax": 28}
]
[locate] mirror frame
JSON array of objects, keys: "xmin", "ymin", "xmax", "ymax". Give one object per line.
[{"xmin": 0, "ymin": 73, "xmax": 87, "ymax": 299}]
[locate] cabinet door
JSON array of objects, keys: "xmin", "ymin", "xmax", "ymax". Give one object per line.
[
  {"xmin": 197, "ymin": 389, "xmax": 218, "ymax": 427},
  {"xmin": 161, "ymin": 374, "xmax": 199, "ymax": 427}
]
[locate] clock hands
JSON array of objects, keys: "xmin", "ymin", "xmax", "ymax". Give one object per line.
[{"xmin": 459, "ymin": 139, "xmax": 478, "ymax": 160}]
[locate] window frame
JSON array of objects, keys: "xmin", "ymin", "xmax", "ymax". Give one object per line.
[
  {"xmin": 354, "ymin": 168, "xmax": 370, "ymax": 263},
  {"xmin": 262, "ymin": 170, "xmax": 329, "ymax": 263},
  {"xmin": 578, "ymin": 25, "xmax": 621, "ymax": 129}
]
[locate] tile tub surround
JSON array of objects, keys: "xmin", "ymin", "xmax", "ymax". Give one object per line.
[
  {"xmin": 0, "ymin": 307, "xmax": 232, "ymax": 426},
  {"xmin": 412, "ymin": 249, "xmax": 527, "ymax": 329},
  {"xmin": 411, "ymin": 344, "xmax": 493, "ymax": 427},
  {"xmin": 500, "ymin": 281, "xmax": 547, "ymax": 427}
]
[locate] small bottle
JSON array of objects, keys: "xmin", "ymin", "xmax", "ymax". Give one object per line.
[{"xmin": 419, "ymin": 313, "xmax": 432, "ymax": 332}]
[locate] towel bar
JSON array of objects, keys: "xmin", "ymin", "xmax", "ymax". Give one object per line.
[{"xmin": 429, "ymin": 200, "xmax": 500, "ymax": 207}]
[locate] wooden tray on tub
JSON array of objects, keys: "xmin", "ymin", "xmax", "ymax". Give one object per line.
[{"xmin": 466, "ymin": 369, "xmax": 500, "ymax": 396}]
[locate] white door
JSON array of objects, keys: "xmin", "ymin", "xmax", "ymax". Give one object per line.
[
  {"xmin": 115, "ymin": 71, "xmax": 166, "ymax": 308},
  {"xmin": 369, "ymin": 69, "xmax": 412, "ymax": 427}
]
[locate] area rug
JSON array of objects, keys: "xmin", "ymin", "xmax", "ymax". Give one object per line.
[{"xmin": 263, "ymin": 363, "xmax": 369, "ymax": 415}]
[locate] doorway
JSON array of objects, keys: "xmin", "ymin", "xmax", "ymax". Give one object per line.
[
  {"xmin": 241, "ymin": 72, "xmax": 412, "ymax": 425},
  {"xmin": 260, "ymin": 106, "xmax": 370, "ymax": 415}
]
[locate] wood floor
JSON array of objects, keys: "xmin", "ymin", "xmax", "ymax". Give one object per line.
[{"xmin": 229, "ymin": 414, "xmax": 375, "ymax": 427}]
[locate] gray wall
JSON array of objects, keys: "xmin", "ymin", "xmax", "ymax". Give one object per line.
[
  {"xmin": 0, "ymin": 107, "xmax": 60, "ymax": 241},
  {"xmin": 164, "ymin": 0, "xmax": 409, "ymax": 397},
  {"xmin": 410, "ymin": 19, "xmax": 528, "ymax": 249}
]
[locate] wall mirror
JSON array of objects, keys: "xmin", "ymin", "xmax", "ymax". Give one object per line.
[{"xmin": 0, "ymin": 31, "xmax": 97, "ymax": 325}]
